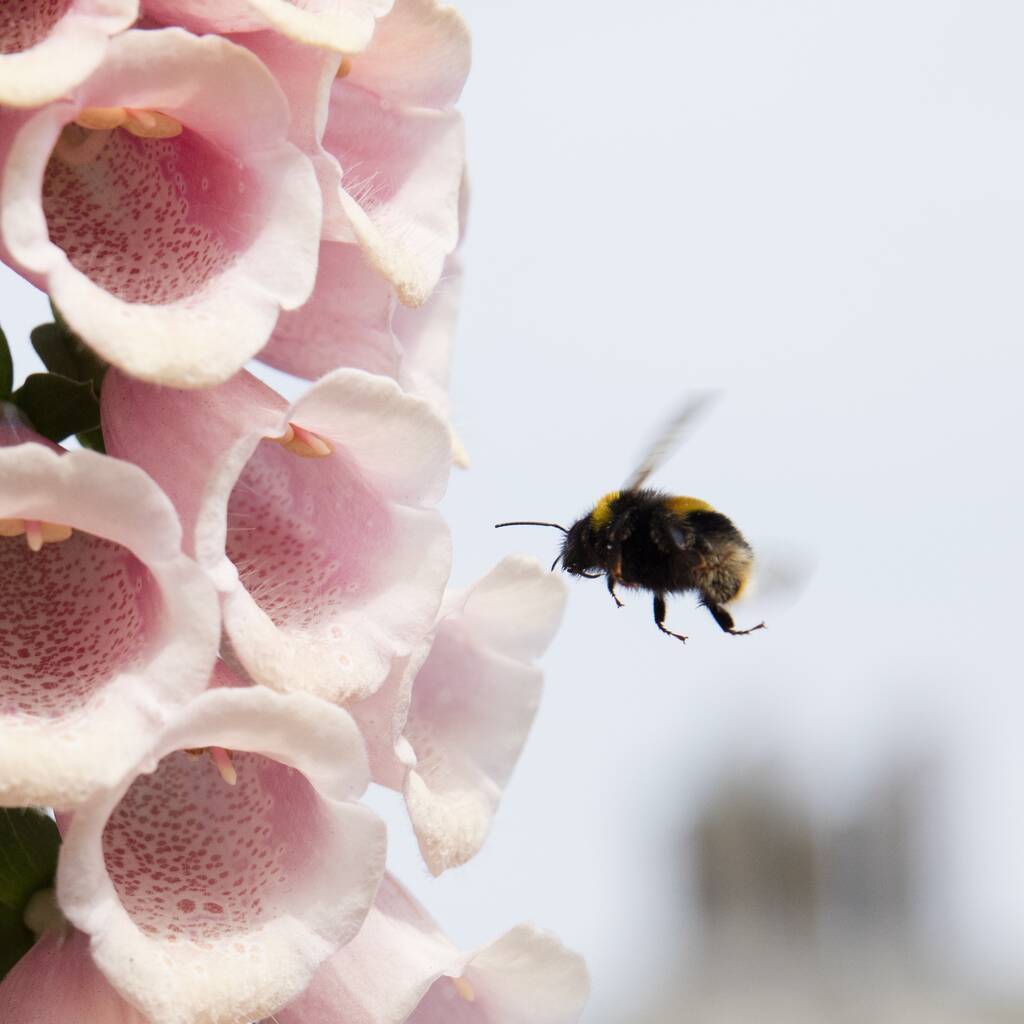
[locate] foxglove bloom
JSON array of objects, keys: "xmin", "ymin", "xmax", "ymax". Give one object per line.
[
  {"xmin": 353, "ymin": 556, "xmax": 567, "ymax": 874},
  {"xmin": 0, "ymin": 0, "xmax": 138, "ymax": 109},
  {"xmin": 279, "ymin": 874, "xmax": 590, "ymax": 1024},
  {"xmin": 102, "ymin": 366, "xmax": 452, "ymax": 704},
  {"xmin": 0, "ymin": 28, "xmax": 321, "ymax": 387},
  {"xmin": 327, "ymin": 0, "xmax": 470, "ymax": 305},
  {"xmin": 58, "ymin": 684, "xmax": 386, "ymax": 1024},
  {"xmin": 0, "ymin": 410, "xmax": 219, "ymax": 809},
  {"xmin": 143, "ymin": 0, "xmax": 393, "ymax": 54}
]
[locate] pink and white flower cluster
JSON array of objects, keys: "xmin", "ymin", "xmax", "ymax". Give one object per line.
[{"xmin": 0, "ymin": 4, "xmax": 588, "ymax": 1024}]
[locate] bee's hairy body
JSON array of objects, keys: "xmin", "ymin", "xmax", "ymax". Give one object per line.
[
  {"xmin": 559, "ymin": 489, "xmax": 761, "ymax": 642},
  {"xmin": 494, "ymin": 394, "xmax": 766, "ymax": 644}
]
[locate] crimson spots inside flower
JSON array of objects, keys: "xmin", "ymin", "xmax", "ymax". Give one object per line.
[
  {"xmin": 103, "ymin": 750, "xmax": 325, "ymax": 945},
  {"xmin": 0, "ymin": 530, "xmax": 162, "ymax": 719},
  {"xmin": 43, "ymin": 124, "xmax": 261, "ymax": 305},
  {"xmin": 0, "ymin": 0, "xmax": 71, "ymax": 55},
  {"xmin": 226, "ymin": 441, "xmax": 392, "ymax": 631}
]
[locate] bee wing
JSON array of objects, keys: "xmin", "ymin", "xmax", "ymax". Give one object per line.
[
  {"xmin": 729, "ymin": 542, "xmax": 817, "ymax": 610},
  {"xmin": 622, "ymin": 391, "xmax": 720, "ymax": 492}
]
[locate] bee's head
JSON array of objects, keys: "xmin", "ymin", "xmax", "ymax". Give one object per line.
[{"xmin": 558, "ymin": 517, "xmax": 602, "ymax": 577}]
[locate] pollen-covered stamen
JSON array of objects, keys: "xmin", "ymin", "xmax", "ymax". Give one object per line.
[
  {"xmin": 267, "ymin": 422, "xmax": 334, "ymax": 458},
  {"xmin": 337, "ymin": 57, "xmax": 353, "ymax": 78},
  {"xmin": 209, "ymin": 746, "xmax": 237, "ymax": 786},
  {"xmin": 0, "ymin": 518, "xmax": 73, "ymax": 550},
  {"xmin": 451, "ymin": 977, "xmax": 476, "ymax": 1002},
  {"xmin": 123, "ymin": 108, "xmax": 183, "ymax": 140},
  {"xmin": 183, "ymin": 746, "xmax": 238, "ymax": 785},
  {"xmin": 74, "ymin": 106, "xmax": 127, "ymax": 131}
]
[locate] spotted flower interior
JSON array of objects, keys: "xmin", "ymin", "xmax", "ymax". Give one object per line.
[
  {"xmin": 226, "ymin": 439, "xmax": 391, "ymax": 636},
  {"xmin": 0, "ymin": 0, "xmax": 73, "ymax": 54},
  {"xmin": 103, "ymin": 750, "xmax": 325, "ymax": 947},
  {"xmin": 0, "ymin": 530, "xmax": 161, "ymax": 720},
  {"xmin": 45, "ymin": 124, "xmax": 259, "ymax": 305}
]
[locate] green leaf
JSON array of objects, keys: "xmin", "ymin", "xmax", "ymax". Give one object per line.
[
  {"xmin": 76, "ymin": 425, "xmax": 106, "ymax": 453},
  {"xmin": 0, "ymin": 326, "xmax": 12, "ymax": 400},
  {"xmin": 12, "ymin": 372, "xmax": 100, "ymax": 444},
  {"xmin": 29, "ymin": 323, "xmax": 79, "ymax": 380},
  {"xmin": 0, "ymin": 809, "xmax": 60, "ymax": 980},
  {"xmin": 30, "ymin": 322, "xmax": 106, "ymax": 394}
]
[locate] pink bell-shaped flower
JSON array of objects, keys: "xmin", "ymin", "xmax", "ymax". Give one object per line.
[
  {"xmin": 0, "ymin": 924, "xmax": 149, "ymax": 1024},
  {"xmin": 102, "ymin": 366, "xmax": 453, "ymax": 704},
  {"xmin": 0, "ymin": 409, "xmax": 219, "ymax": 810},
  {"xmin": 0, "ymin": 0, "xmax": 138, "ymax": 109},
  {"xmin": 142, "ymin": 0, "xmax": 393, "ymax": 55},
  {"xmin": 57, "ymin": 684, "xmax": 386, "ymax": 1024},
  {"xmin": 328, "ymin": 0, "xmax": 470, "ymax": 306},
  {"xmin": 353, "ymin": 556, "xmax": 567, "ymax": 874},
  {"xmin": 279, "ymin": 873, "xmax": 590, "ymax": 1024},
  {"xmin": 0, "ymin": 27, "xmax": 322, "ymax": 387}
]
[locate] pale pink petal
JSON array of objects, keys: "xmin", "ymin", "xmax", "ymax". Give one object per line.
[
  {"xmin": 102, "ymin": 367, "xmax": 453, "ymax": 704},
  {"xmin": 322, "ymin": 0, "xmax": 469, "ymax": 305},
  {"xmin": 345, "ymin": 0, "xmax": 470, "ymax": 109},
  {"xmin": 395, "ymin": 256, "xmax": 462, "ymax": 421},
  {"xmin": 0, "ymin": 427, "xmax": 219, "ymax": 809},
  {"xmin": 278, "ymin": 874, "xmax": 458, "ymax": 1024},
  {"xmin": 58, "ymin": 686, "xmax": 385, "ymax": 1024},
  {"xmin": 0, "ymin": 0, "xmax": 138, "ymax": 109},
  {"xmin": 279, "ymin": 875, "xmax": 589, "ymax": 1024},
  {"xmin": 0, "ymin": 28, "xmax": 321, "ymax": 387},
  {"xmin": 409, "ymin": 925, "xmax": 590, "ymax": 1024},
  {"xmin": 332, "ymin": 91, "xmax": 463, "ymax": 306},
  {"xmin": 235, "ymin": 30, "xmax": 351, "ymax": 239},
  {"xmin": 143, "ymin": 0, "xmax": 393, "ymax": 54},
  {"xmin": 259, "ymin": 240, "xmax": 400, "ymax": 380},
  {"xmin": 258, "ymin": 247, "xmax": 463, "ymax": 447},
  {"xmin": 350, "ymin": 557, "xmax": 567, "ymax": 874},
  {"xmin": 0, "ymin": 927, "xmax": 148, "ymax": 1024}
]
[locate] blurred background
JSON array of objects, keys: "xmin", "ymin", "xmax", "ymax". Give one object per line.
[{"xmin": 5, "ymin": 0, "xmax": 1024, "ymax": 1020}]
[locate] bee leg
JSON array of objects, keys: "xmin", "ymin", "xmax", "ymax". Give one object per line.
[
  {"xmin": 607, "ymin": 574, "xmax": 624, "ymax": 608},
  {"xmin": 654, "ymin": 593, "xmax": 687, "ymax": 643},
  {"xmin": 704, "ymin": 601, "xmax": 766, "ymax": 636}
]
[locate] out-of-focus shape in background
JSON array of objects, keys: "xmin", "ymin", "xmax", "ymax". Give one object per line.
[{"xmin": 632, "ymin": 759, "xmax": 1024, "ymax": 1022}]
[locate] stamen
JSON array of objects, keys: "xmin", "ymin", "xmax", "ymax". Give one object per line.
[
  {"xmin": 184, "ymin": 747, "xmax": 238, "ymax": 785},
  {"xmin": 0, "ymin": 518, "xmax": 25, "ymax": 537},
  {"xmin": 451, "ymin": 977, "xmax": 476, "ymax": 1002},
  {"xmin": 0, "ymin": 518, "xmax": 74, "ymax": 549},
  {"xmin": 74, "ymin": 106, "xmax": 127, "ymax": 130},
  {"xmin": 24, "ymin": 520, "xmax": 43, "ymax": 553},
  {"xmin": 268, "ymin": 422, "xmax": 334, "ymax": 458},
  {"xmin": 123, "ymin": 109, "xmax": 184, "ymax": 139},
  {"xmin": 337, "ymin": 57, "xmax": 353, "ymax": 78},
  {"xmin": 209, "ymin": 746, "xmax": 237, "ymax": 786},
  {"xmin": 39, "ymin": 522, "xmax": 72, "ymax": 544}
]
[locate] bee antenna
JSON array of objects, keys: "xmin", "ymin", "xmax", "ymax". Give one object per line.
[{"xmin": 494, "ymin": 521, "xmax": 569, "ymax": 534}]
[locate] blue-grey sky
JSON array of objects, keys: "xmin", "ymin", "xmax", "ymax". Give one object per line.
[{"xmin": 3, "ymin": 2, "xmax": 1024, "ymax": 1019}]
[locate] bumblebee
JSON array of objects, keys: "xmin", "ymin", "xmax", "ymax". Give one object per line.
[{"xmin": 496, "ymin": 395, "xmax": 765, "ymax": 643}]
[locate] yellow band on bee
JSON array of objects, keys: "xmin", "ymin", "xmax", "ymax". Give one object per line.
[
  {"xmin": 666, "ymin": 495, "xmax": 713, "ymax": 516},
  {"xmin": 589, "ymin": 491, "xmax": 620, "ymax": 529}
]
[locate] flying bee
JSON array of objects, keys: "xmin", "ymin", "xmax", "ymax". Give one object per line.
[{"xmin": 496, "ymin": 394, "xmax": 765, "ymax": 643}]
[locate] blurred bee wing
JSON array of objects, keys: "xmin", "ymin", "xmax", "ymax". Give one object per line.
[
  {"xmin": 730, "ymin": 542, "xmax": 817, "ymax": 610},
  {"xmin": 622, "ymin": 391, "xmax": 720, "ymax": 492}
]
